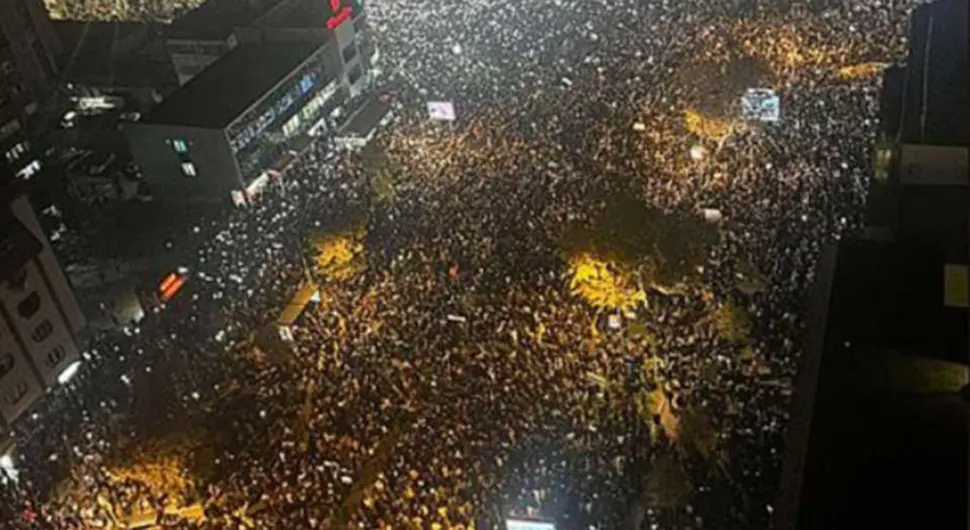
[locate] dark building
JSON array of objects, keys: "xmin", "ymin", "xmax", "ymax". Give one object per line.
[
  {"xmin": 164, "ymin": 0, "xmax": 372, "ymax": 86},
  {"xmin": 125, "ymin": 0, "xmax": 385, "ymax": 204},
  {"xmin": 0, "ymin": 0, "xmax": 61, "ymax": 182},
  {"xmin": 123, "ymin": 41, "xmax": 346, "ymax": 203},
  {"xmin": 164, "ymin": 0, "xmax": 283, "ymax": 85},
  {"xmin": 0, "ymin": 183, "xmax": 86, "ymax": 435},
  {"xmin": 52, "ymin": 21, "xmax": 177, "ymax": 109},
  {"xmin": 776, "ymin": 1, "xmax": 969, "ymax": 529}
]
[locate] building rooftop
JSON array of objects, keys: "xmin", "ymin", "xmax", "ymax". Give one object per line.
[
  {"xmin": 142, "ymin": 42, "xmax": 321, "ymax": 129},
  {"xmin": 53, "ymin": 21, "xmax": 154, "ymax": 59},
  {"xmin": 897, "ymin": 0, "xmax": 969, "ymax": 145},
  {"xmin": 165, "ymin": 0, "xmax": 286, "ymax": 40},
  {"xmin": 340, "ymin": 96, "xmax": 390, "ymax": 137},
  {"xmin": 53, "ymin": 22, "xmax": 175, "ymax": 91}
]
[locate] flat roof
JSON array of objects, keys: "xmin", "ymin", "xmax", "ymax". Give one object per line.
[
  {"xmin": 898, "ymin": 0, "xmax": 969, "ymax": 145},
  {"xmin": 143, "ymin": 42, "xmax": 321, "ymax": 129},
  {"xmin": 340, "ymin": 97, "xmax": 390, "ymax": 136},
  {"xmin": 165, "ymin": 0, "xmax": 288, "ymax": 40}
]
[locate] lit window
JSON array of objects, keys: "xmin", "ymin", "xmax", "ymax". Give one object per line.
[
  {"xmin": 181, "ymin": 162, "xmax": 197, "ymax": 177},
  {"xmin": 16, "ymin": 159, "xmax": 40, "ymax": 179},
  {"xmin": 5, "ymin": 141, "xmax": 28, "ymax": 163},
  {"xmin": 282, "ymin": 115, "xmax": 301, "ymax": 138},
  {"xmin": 173, "ymin": 139, "xmax": 188, "ymax": 153}
]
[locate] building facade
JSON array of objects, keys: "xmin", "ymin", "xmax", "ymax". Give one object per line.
[
  {"xmin": 776, "ymin": 1, "xmax": 969, "ymax": 528},
  {"xmin": 126, "ymin": 17, "xmax": 377, "ymax": 204},
  {"xmin": 164, "ymin": 0, "xmax": 375, "ymax": 87},
  {"xmin": 0, "ymin": 184, "xmax": 85, "ymax": 427},
  {"xmin": 0, "ymin": 0, "xmax": 61, "ymax": 182}
]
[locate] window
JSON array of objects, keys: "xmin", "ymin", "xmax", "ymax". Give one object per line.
[
  {"xmin": 45, "ymin": 345, "xmax": 65, "ymax": 368},
  {"xmin": 3, "ymin": 381, "xmax": 28, "ymax": 405},
  {"xmin": 181, "ymin": 162, "xmax": 197, "ymax": 177},
  {"xmin": 17, "ymin": 292, "xmax": 40, "ymax": 319},
  {"xmin": 299, "ymin": 73, "xmax": 315, "ymax": 94},
  {"xmin": 5, "ymin": 141, "xmax": 28, "ymax": 163},
  {"xmin": 31, "ymin": 320, "xmax": 53, "ymax": 343},
  {"xmin": 0, "ymin": 353, "xmax": 13, "ymax": 378},
  {"xmin": 342, "ymin": 43, "xmax": 358, "ymax": 63},
  {"xmin": 172, "ymin": 139, "xmax": 188, "ymax": 153},
  {"xmin": 348, "ymin": 65, "xmax": 363, "ymax": 85},
  {"xmin": 301, "ymin": 90, "xmax": 327, "ymax": 122},
  {"xmin": 282, "ymin": 115, "xmax": 301, "ymax": 138},
  {"xmin": 0, "ymin": 119, "xmax": 21, "ymax": 142},
  {"xmin": 944, "ymin": 264, "xmax": 969, "ymax": 308}
]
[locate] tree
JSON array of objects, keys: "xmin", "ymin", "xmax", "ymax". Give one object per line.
[
  {"xmin": 561, "ymin": 192, "xmax": 718, "ymax": 290},
  {"xmin": 566, "ymin": 252, "xmax": 646, "ymax": 311},
  {"xmin": 635, "ymin": 386, "xmax": 680, "ymax": 442},
  {"xmin": 104, "ymin": 429, "xmax": 212, "ymax": 508},
  {"xmin": 712, "ymin": 300, "xmax": 752, "ymax": 344},
  {"xmin": 644, "ymin": 453, "xmax": 693, "ymax": 509},
  {"xmin": 837, "ymin": 62, "xmax": 887, "ymax": 81},
  {"xmin": 678, "ymin": 407, "xmax": 719, "ymax": 461},
  {"xmin": 684, "ymin": 108, "xmax": 736, "ymax": 141},
  {"xmin": 735, "ymin": 261, "xmax": 768, "ymax": 295},
  {"xmin": 310, "ymin": 223, "xmax": 367, "ymax": 281}
]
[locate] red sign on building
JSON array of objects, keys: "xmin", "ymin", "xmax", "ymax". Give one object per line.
[{"xmin": 326, "ymin": 0, "xmax": 354, "ymax": 30}]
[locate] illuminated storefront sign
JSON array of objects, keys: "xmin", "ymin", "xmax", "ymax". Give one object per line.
[
  {"xmin": 158, "ymin": 272, "xmax": 187, "ymax": 302},
  {"xmin": 326, "ymin": 0, "xmax": 354, "ymax": 29}
]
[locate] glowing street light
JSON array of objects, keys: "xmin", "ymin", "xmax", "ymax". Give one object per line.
[
  {"xmin": 689, "ymin": 144, "xmax": 708, "ymax": 161},
  {"xmin": 57, "ymin": 360, "xmax": 82, "ymax": 385}
]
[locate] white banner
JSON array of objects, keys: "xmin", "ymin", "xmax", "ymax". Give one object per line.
[
  {"xmin": 702, "ymin": 208, "xmax": 723, "ymax": 223},
  {"xmin": 427, "ymin": 101, "xmax": 456, "ymax": 121},
  {"xmin": 741, "ymin": 88, "xmax": 780, "ymax": 122}
]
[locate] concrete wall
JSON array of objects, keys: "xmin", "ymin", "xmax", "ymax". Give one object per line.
[
  {"xmin": 0, "ymin": 309, "xmax": 45, "ymax": 425},
  {"xmin": 9, "ymin": 195, "xmax": 86, "ymax": 336},
  {"xmin": 0, "ymin": 259, "xmax": 81, "ymax": 387}
]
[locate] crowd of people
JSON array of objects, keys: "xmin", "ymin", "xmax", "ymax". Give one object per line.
[
  {"xmin": 2, "ymin": 0, "xmax": 922, "ymax": 527},
  {"xmin": 44, "ymin": 0, "xmax": 202, "ymax": 22}
]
